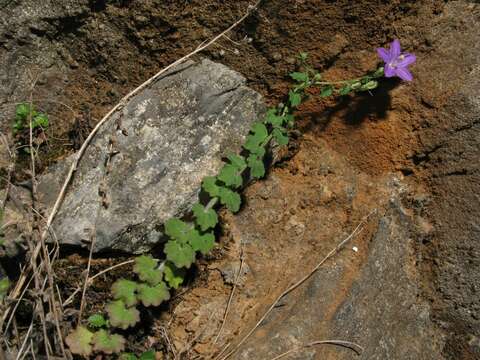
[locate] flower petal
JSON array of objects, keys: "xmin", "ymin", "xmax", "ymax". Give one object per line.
[
  {"xmin": 397, "ymin": 53, "xmax": 416, "ymax": 67},
  {"xmin": 390, "ymin": 39, "xmax": 401, "ymax": 58},
  {"xmin": 384, "ymin": 65, "xmax": 396, "ymax": 78},
  {"xmin": 376, "ymin": 47, "xmax": 391, "ymax": 62},
  {"xmin": 395, "ymin": 67, "xmax": 413, "ymax": 81}
]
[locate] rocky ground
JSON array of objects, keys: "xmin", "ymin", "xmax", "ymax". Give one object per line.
[{"xmin": 0, "ymin": 0, "xmax": 479, "ymax": 359}]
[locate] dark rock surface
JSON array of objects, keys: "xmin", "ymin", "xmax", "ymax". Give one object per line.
[{"xmin": 34, "ymin": 59, "xmax": 264, "ymax": 253}]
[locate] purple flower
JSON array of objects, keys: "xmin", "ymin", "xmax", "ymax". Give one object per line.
[{"xmin": 377, "ymin": 39, "xmax": 416, "ymax": 81}]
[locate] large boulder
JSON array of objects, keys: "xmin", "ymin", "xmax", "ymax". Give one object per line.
[{"xmin": 35, "ymin": 59, "xmax": 265, "ymax": 253}]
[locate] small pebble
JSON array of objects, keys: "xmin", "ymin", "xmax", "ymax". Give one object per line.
[{"xmin": 352, "ymin": 246, "xmax": 359, "ymax": 252}]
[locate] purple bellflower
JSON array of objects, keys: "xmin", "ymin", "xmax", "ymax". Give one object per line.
[{"xmin": 377, "ymin": 39, "xmax": 416, "ymax": 81}]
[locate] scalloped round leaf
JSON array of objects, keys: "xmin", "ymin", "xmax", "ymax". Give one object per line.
[
  {"xmin": 272, "ymin": 128, "xmax": 289, "ymax": 146},
  {"xmin": 202, "ymin": 176, "xmax": 220, "ymax": 197},
  {"xmin": 163, "ymin": 261, "xmax": 186, "ymax": 289},
  {"xmin": 137, "ymin": 282, "xmax": 170, "ymax": 307},
  {"xmin": 164, "ymin": 218, "xmax": 190, "ymax": 242},
  {"xmin": 247, "ymin": 155, "xmax": 265, "ymax": 179},
  {"xmin": 164, "ymin": 240, "xmax": 196, "ymax": 268},
  {"xmin": 192, "ymin": 203, "xmax": 218, "ymax": 231},
  {"xmin": 227, "ymin": 154, "xmax": 247, "ymax": 171},
  {"xmin": 92, "ymin": 329, "xmax": 126, "ymax": 354},
  {"xmin": 106, "ymin": 300, "xmax": 140, "ymax": 330},
  {"xmin": 218, "ymin": 164, "xmax": 243, "ymax": 189},
  {"xmin": 65, "ymin": 326, "xmax": 93, "ymax": 356},
  {"xmin": 288, "ymin": 91, "xmax": 302, "ymax": 107},
  {"xmin": 190, "ymin": 231, "xmax": 215, "ymax": 255},
  {"xmin": 133, "ymin": 255, "xmax": 163, "ymax": 285},
  {"xmin": 218, "ymin": 187, "xmax": 241, "ymax": 213},
  {"xmin": 111, "ymin": 279, "xmax": 138, "ymax": 307},
  {"xmin": 139, "ymin": 351, "xmax": 156, "ymax": 360},
  {"xmin": 87, "ymin": 314, "xmax": 107, "ymax": 329}
]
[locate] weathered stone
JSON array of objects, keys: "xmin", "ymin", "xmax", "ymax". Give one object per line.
[{"xmin": 36, "ymin": 59, "xmax": 265, "ymax": 253}]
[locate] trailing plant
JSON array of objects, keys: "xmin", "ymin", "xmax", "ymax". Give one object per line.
[
  {"xmin": 12, "ymin": 103, "xmax": 49, "ymax": 135},
  {"xmin": 66, "ymin": 40, "xmax": 415, "ymax": 357}
]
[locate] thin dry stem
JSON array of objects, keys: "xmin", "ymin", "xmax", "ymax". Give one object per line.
[{"xmin": 269, "ymin": 340, "xmax": 364, "ymax": 360}]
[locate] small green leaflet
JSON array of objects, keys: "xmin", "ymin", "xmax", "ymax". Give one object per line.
[
  {"xmin": 111, "ymin": 279, "xmax": 138, "ymax": 307},
  {"xmin": 164, "ymin": 240, "xmax": 196, "ymax": 268},
  {"xmin": 320, "ymin": 86, "xmax": 333, "ymax": 97},
  {"xmin": 106, "ymin": 300, "xmax": 140, "ymax": 330},
  {"xmin": 133, "ymin": 255, "xmax": 163, "ymax": 286},
  {"xmin": 289, "ymin": 72, "xmax": 309, "ymax": 83},
  {"xmin": 339, "ymin": 85, "xmax": 352, "ymax": 95},
  {"xmin": 65, "ymin": 326, "xmax": 94, "ymax": 356},
  {"xmin": 139, "ymin": 351, "xmax": 156, "ymax": 360},
  {"xmin": 0, "ymin": 278, "xmax": 10, "ymax": 301},
  {"xmin": 218, "ymin": 164, "xmax": 243, "ymax": 189},
  {"xmin": 192, "ymin": 203, "xmax": 218, "ymax": 231},
  {"xmin": 87, "ymin": 314, "xmax": 107, "ymax": 329},
  {"xmin": 119, "ymin": 354, "xmax": 138, "ymax": 360},
  {"xmin": 32, "ymin": 113, "xmax": 49, "ymax": 128},
  {"xmin": 227, "ymin": 154, "xmax": 247, "ymax": 171},
  {"xmin": 164, "ymin": 218, "xmax": 191, "ymax": 243},
  {"xmin": 247, "ymin": 155, "xmax": 265, "ymax": 179},
  {"xmin": 91, "ymin": 329, "xmax": 126, "ymax": 354},
  {"xmin": 137, "ymin": 282, "xmax": 170, "ymax": 307},
  {"xmin": 163, "ymin": 261, "xmax": 186, "ymax": 289},
  {"xmin": 202, "ymin": 176, "xmax": 220, "ymax": 197},
  {"xmin": 289, "ymin": 91, "xmax": 302, "ymax": 107},
  {"xmin": 264, "ymin": 108, "xmax": 284, "ymax": 128},
  {"xmin": 272, "ymin": 128, "xmax": 289, "ymax": 146},
  {"xmin": 244, "ymin": 122, "xmax": 268, "ymax": 153},
  {"xmin": 190, "ymin": 231, "xmax": 215, "ymax": 255},
  {"xmin": 218, "ymin": 187, "xmax": 241, "ymax": 213}
]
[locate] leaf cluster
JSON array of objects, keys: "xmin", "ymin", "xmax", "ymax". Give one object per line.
[{"xmin": 12, "ymin": 103, "xmax": 49, "ymax": 134}]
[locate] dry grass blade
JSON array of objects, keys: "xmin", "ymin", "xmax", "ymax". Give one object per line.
[
  {"xmin": 268, "ymin": 340, "xmax": 364, "ymax": 360},
  {"xmin": 216, "ymin": 210, "xmax": 376, "ymax": 360}
]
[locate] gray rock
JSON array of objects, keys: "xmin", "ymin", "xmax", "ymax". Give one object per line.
[{"xmin": 36, "ymin": 59, "xmax": 265, "ymax": 253}]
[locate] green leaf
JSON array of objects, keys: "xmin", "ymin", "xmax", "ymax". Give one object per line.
[
  {"xmin": 164, "ymin": 240, "xmax": 196, "ymax": 268},
  {"xmin": 289, "ymin": 91, "xmax": 302, "ymax": 107},
  {"xmin": 192, "ymin": 203, "xmax": 218, "ymax": 231},
  {"xmin": 165, "ymin": 218, "xmax": 191, "ymax": 243},
  {"xmin": 87, "ymin": 314, "xmax": 107, "ymax": 329},
  {"xmin": 119, "ymin": 353, "xmax": 138, "ymax": 360},
  {"xmin": 189, "ymin": 231, "xmax": 215, "ymax": 255},
  {"xmin": 320, "ymin": 86, "xmax": 333, "ymax": 97},
  {"xmin": 32, "ymin": 113, "xmax": 49, "ymax": 128},
  {"xmin": 202, "ymin": 176, "xmax": 220, "ymax": 197},
  {"xmin": 137, "ymin": 282, "xmax": 170, "ymax": 307},
  {"xmin": 360, "ymin": 80, "xmax": 378, "ymax": 91},
  {"xmin": 65, "ymin": 326, "xmax": 94, "ymax": 356},
  {"xmin": 298, "ymin": 52, "xmax": 309, "ymax": 62},
  {"xmin": 15, "ymin": 103, "xmax": 32, "ymax": 120},
  {"xmin": 139, "ymin": 351, "xmax": 156, "ymax": 360},
  {"xmin": 339, "ymin": 85, "xmax": 352, "ymax": 95},
  {"xmin": 0, "ymin": 278, "xmax": 10, "ymax": 301},
  {"xmin": 264, "ymin": 108, "xmax": 284, "ymax": 128},
  {"xmin": 106, "ymin": 300, "xmax": 140, "ymax": 330},
  {"xmin": 218, "ymin": 187, "xmax": 241, "ymax": 213},
  {"xmin": 244, "ymin": 123, "xmax": 268, "ymax": 153},
  {"xmin": 247, "ymin": 155, "xmax": 265, "ymax": 179},
  {"xmin": 272, "ymin": 128, "xmax": 289, "ymax": 146},
  {"xmin": 111, "ymin": 279, "xmax": 138, "ymax": 307},
  {"xmin": 133, "ymin": 255, "xmax": 163, "ymax": 286},
  {"xmin": 163, "ymin": 261, "xmax": 186, "ymax": 289},
  {"xmin": 91, "ymin": 329, "xmax": 126, "ymax": 354},
  {"xmin": 373, "ymin": 66, "xmax": 384, "ymax": 77},
  {"xmin": 218, "ymin": 164, "xmax": 243, "ymax": 189},
  {"xmin": 227, "ymin": 154, "xmax": 247, "ymax": 171},
  {"xmin": 289, "ymin": 72, "xmax": 308, "ymax": 83}
]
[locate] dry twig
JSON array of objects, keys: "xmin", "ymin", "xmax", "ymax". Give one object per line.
[{"xmin": 268, "ymin": 339, "xmax": 364, "ymax": 360}]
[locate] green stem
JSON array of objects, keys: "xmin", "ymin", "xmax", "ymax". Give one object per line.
[{"xmin": 205, "ymin": 197, "xmax": 218, "ymax": 211}]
